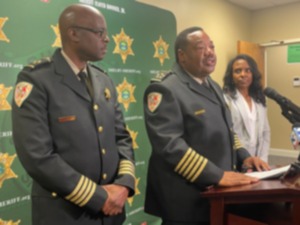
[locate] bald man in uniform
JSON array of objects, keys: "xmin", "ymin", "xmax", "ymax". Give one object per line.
[{"xmin": 12, "ymin": 4, "xmax": 135, "ymax": 225}]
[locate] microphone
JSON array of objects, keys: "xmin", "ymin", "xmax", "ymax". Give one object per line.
[{"xmin": 264, "ymin": 87, "xmax": 300, "ymax": 123}]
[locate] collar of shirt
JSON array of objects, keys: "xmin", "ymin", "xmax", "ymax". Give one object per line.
[
  {"xmin": 184, "ymin": 70, "xmax": 209, "ymax": 85},
  {"xmin": 61, "ymin": 50, "xmax": 87, "ymax": 80}
]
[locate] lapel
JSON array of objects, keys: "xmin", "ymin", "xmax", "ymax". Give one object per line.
[
  {"xmin": 173, "ymin": 64, "xmax": 219, "ymax": 104},
  {"xmin": 235, "ymin": 92, "xmax": 252, "ymax": 136},
  {"xmin": 88, "ymin": 64, "xmax": 106, "ymax": 104},
  {"xmin": 52, "ymin": 49, "xmax": 91, "ymax": 102}
]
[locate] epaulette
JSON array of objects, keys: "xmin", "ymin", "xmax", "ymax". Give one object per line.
[
  {"xmin": 25, "ymin": 57, "xmax": 52, "ymax": 70},
  {"xmin": 90, "ymin": 63, "xmax": 107, "ymax": 75},
  {"xmin": 151, "ymin": 71, "xmax": 172, "ymax": 83}
]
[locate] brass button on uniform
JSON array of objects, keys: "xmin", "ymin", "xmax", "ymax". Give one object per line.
[
  {"xmin": 52, "ymin": 192, "xmax": 57, "ymax": 197},
  {"xmin": 93, "ymin": 104, "xmax": 99, "ymax": 111},
  {"xmin": 102, "ymin": 173, "xmax": 107, "ymax": 180},
  {"xmin": 98, "ymin": 126, "xmax": 103, "ymax": 133},
  {"xmin": 102, "ymin": 148, "xmax": 106, "ymax": 155}
]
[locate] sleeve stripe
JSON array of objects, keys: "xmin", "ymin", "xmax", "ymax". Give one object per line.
[
  {"xmin": 65, "ymin": 176, "xmax": 84, "ymax": 200},
  {"xmin": 234, "ymin": 134, "xmax": 243, "ymax": 150},
  {"xmin": 175, "ymin": 148, "xmax": 208, "ymax": 182},
  {"xmin": 79, "ymin": 182, "xmax": 96, "ymax": 206},
  {"xmin": 191, "ymin": 158, "xmax": 208, "ymax": 182},
  {"xmin": 65, "ymin": 176, "xmax": 96, "ymax": 207},
  {"xmin": 118, "ymin": 160, "xmax": 135, "ymax": 178},
  {"xmin": 175, "ymin": 148, "xmax": 192, "ymax": 172},
  {"xmin": 186, "ymin": 155, "xmax": 203, "ymax": 180}
]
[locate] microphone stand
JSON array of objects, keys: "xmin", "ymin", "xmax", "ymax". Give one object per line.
[{"xmin": 280, "ymin": 107, "xmax": 300, "ymax": 186}]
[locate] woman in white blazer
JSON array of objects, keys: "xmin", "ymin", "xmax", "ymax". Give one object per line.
[{"xmin": 223, "ymin": 54, "xmax": 270, "ymax": 162}]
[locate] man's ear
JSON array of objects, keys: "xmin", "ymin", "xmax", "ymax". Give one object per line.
[
  {"xmin": 68, "ymin": 27, "xmax": 80, "ymax": 42},
  {"xmin": 178, "ymin": 49, "xmax": 185, "ymax": 63}
]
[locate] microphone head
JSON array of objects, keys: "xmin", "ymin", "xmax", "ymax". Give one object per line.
[
  {"xmin": 291, "ymin": 123, "xmax": 300, "ymax": 149},
  {"xmin": 263, "ymin": 87, "xmax": 276, "ymax": 97}
]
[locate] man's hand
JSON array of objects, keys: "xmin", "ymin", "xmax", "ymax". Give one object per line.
[
  {"xmin": 102, "ymin": 184, "xmax": 129, "ymax": 216},
  {"xmin": 218, "ymin": 171, "xmax": 259, "ymax": 187},
  {"xmin": 243, "ymin": 156, "xmax": 271, "ymax": 172}
]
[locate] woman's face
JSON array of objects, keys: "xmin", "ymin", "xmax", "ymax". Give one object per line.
[{"xmin": 232, "ymin": 59, "xmax": 253, "ymax": 91}]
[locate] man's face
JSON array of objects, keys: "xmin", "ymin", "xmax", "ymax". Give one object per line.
[
  {"xmin": 75, "ymin": 14, "xmax": 110, "ymax": 62},
  {"xmin": 179, "ymin": 30, "xmax": 217, "ymax": 79}
]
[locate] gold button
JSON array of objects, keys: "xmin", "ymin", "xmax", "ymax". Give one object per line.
[
  {"xmin": 102, "ymin": 173, "xmax": 107, "ymax": 180},
  {"xmin": 98, "ymin": 126, "xmax": 103, "ymax": 133},
  {"xmin": 94, "ymin": 104, "xmax": 99, "ymax": 110},
  {"xmin": 52, "ymin": 192, "xmax": 57, "ymax": 197},
  {"xmin": 102, "ymin": 148, "xmax": 106, "ymax": 155}
]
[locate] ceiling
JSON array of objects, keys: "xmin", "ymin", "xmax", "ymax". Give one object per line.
[{"xmin": 227, "ymin": 0, "xmax": 300, "ymax": 10}]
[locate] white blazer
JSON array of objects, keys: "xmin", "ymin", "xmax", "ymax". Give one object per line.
[{"xmin": 224, "ymin": 92, "xmax": 271, "ymax": 162}]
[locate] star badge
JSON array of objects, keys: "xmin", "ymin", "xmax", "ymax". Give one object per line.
[
  {"xmin": 0, "ymin": 153, "xmax": 18, "ymax": 188},
  {"xmin": 112, "ymin": 28, "xmax": 134, "ymax": 64},
  {"xmin": 0, "ymin": 17, "xmax": 10, "ymax": 43},
  {"xmin": 51, "ymin": 24, "xmax": 61, "ymax": 47},
  {"xmin": 116, "ymin": 78, "xmax": 136, "ymax": 111},
  {"xmin": 127, "ymin": 126, "xmax": 139, "ymax": 150},
  {"xmin": 0, "ymin": 219, "xmax": 21, "ymax": 225},
  {"xmin": 153, "ymin": 35, "xmax": 170, "ymax": 66},
  {"xmin": 127, "ymin": 177, "xmax": 141, "ymax": 206},
  {"xmin": 0, "ymin": 84, "xmax": 12, "ymax": 111}
]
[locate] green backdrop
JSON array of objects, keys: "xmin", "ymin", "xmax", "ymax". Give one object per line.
[{"xmin": 0, "ymin": 0, "xmax": 176, "ymax": 224}]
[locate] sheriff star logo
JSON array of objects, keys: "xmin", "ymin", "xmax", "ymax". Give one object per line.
[
  {"xmin": 0, "ymin": 219, "xmax": 21, "ymax": 225},
  {"xmin": 127, "ymin": 177, "xmax": 140, "ymax": 206},
  {"xmin": 0, "ymin": 17, "xmax": 10, "ymax": 43},
  {"xmin": 153, "ymin": 36, "xmax": 170, "ymax": 66},
  {"xmin": 116, "ymin": 78, "xmax": 136, "ymax": 111},
  {"xmin": 0, "ymin": 153, "xmax": 18, "ymax": 188},
  {"xmin": 0, "ymin": 84, "xmax": 12, "ymax": 111},
  {"xmin": 127, "ymin": 126, "xmax": 139, "ymax": 150},
  {"xmin": 51, "ymin": 24, "xmax": 61, "ymax": 47},
  {"xmin": 112, "ymin": 28, "xmax": 134, "ymax": 64}
]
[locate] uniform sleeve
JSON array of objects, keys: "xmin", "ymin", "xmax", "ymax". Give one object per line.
[
  {"xmin": 144, "ymin": 83, "xmax": 224, "ymax": 188},
  {"xmin": 109, "ymin": 79, "xmax": 135, "ymax": 196},
  {"xmin": 12, "ymin": 70, "xmax": 107, "ymax": 214}
]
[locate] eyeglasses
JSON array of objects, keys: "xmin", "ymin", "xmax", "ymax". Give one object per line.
[{"xmin": 71, "ymin": 26, "xmax": 108, "ymax": 39}]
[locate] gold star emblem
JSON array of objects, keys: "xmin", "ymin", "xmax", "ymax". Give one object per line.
[
  {"xmin": 0, "ymin": 84, "xmax": 12, "ymax": 111},
  {"xmin": 0, "ymin": 219, "xmax": 21, "ymax": 225},
  {"xmin": 112, "ymin": 28, "xmax": 134, "ymax": 64},
  {"xmin": 0, "ymin": 17, "xmax": 10, "ymax": 43},
  {"xmin": 0, "ymin": 153, "xmax": 18, "ymax": 188},
  {"xmin": 116, "ymin": 78, "xmax": 136, "ymax": 111},
  {"xmin": 51, "ymin": 24, "xmax": 61, "ymax": 47},
  {"xmin": 127, "ymin": 126, "xmax": 139, "ymax": 150},
  {"xmin": 127, "ymin": 177, "xmax": 141, "ymax": 206},
  {"xmin": 153, "ymin": 36, "xmax": 170, "ymax": 66}
]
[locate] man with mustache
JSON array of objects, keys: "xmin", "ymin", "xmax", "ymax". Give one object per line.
[{"xmin": 143, "ymin": 27, "xmax": 269, "ymax": 225}]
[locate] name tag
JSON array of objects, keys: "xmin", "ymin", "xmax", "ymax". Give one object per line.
[{"xmin": 58, "ymin": 115, "xmax": 76, "ymax": 123}]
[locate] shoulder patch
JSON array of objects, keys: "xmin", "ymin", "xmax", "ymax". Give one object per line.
[
  {"xmin": 151, "ymin": 71, "xmax": 172, "ymax": 83},
  {"xmin": 25, "ymin": 57, "xmax": 52, "ymax": 70},
  {"xmin": 147, "ymin": 92, "xmax": 162, "ymax": 112},
  {"xmin": 14, "ymin": 82, "xmax": 33, "ymax": 107}
]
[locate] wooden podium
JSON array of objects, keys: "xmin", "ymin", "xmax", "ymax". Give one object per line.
[{"xmin": 201, "ymin": 180, "xmax": 300, "ymax": 225}]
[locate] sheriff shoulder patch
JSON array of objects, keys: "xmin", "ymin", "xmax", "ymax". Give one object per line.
[
  {"xmin": 14, "ymin": 82, "xmax": 33, "ymax": 107},
  {"xmin": 147, "ymin": 92, "xmax": 162, "ymax": 112}
]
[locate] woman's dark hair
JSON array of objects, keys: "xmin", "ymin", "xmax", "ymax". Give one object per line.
[
  {"xmin": 174, "ymin": 27, "xmax": 203, "ymax": 63},
  {"xmin": 223, "ymin": 54, "xmax": 266, "ymax": 106}
]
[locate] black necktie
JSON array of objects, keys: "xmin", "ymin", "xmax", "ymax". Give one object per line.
[{"xmin": 78, "ymin": 71, "xmax": 93, "ymax": 98}]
